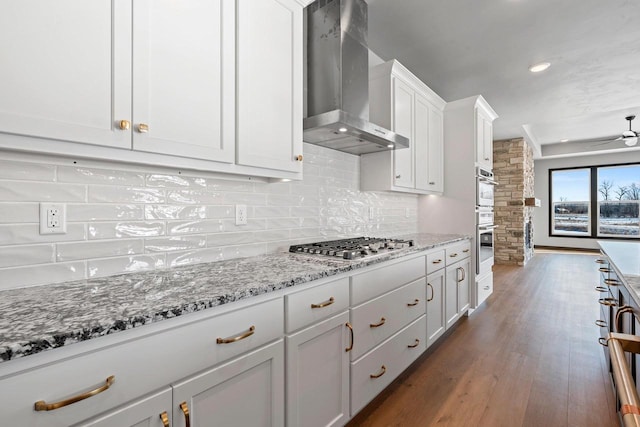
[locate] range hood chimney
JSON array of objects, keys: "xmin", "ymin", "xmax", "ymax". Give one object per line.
[{"xmin": 303, "ymin": 0, "xmax": 409, "ymax": 155}]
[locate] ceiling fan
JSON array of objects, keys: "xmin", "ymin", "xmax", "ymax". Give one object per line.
[{"xmin": 591, "ymin": 115, "xmax": 640, "ymax": 147}]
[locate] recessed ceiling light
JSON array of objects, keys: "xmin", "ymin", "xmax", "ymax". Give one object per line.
[
  {"xmin": 560, "ymin": 139, "xmax": 569, "ymax": 142},
  {"xmin": 387, "ymin": 144, "xmax": 394, "ymax": 148},
  {"xmin": 338, "ymin": 127, "xmax": 348, "ymax": 132},
  {"xmin": 529, "ymin": 62, "xmax": 551, "ymax": 73}
]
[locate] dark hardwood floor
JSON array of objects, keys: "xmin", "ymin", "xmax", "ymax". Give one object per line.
[{"xmin": 347, "ymin": 251, "xmax": 620, "ymax": 427}]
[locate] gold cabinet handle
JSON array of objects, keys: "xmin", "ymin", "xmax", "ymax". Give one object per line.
[
  {"xmin": 180, "ymin": 402, "xmax": 190, "ymax": 427},
  {"xmin": 449, "ymin": 253, "xmax": 458, "ymax": 258},
  {"xmin": 160, "ymin": 411, "xmax": 170, "ymax": 427},
  {"xmin": 396, "ymin": 174, "xmax": 401, "ymax": 179},
  {"xmin": 118, "ymin": 119, "xmax": 130, "ymax": 130},
  {"xmin": 311, "ymin": 297, "xmax": 335, "ymax": 309},
  {"xmin": 462, "ymin": 249, "xmax": 470, "ymax": 253},
  {"xmin": 457, "ymin": 267, "xmax": 466, "ymax": 283},
  {"xmin": 432, "ymin": 259, "xmax": 442, "ymax": 264},
  {"xmin": 407, "ymin": 299, "xmax": 420, "ymax": 307},
  {"xmin": 295, "ymin": 154, "xmax": 303, "ymax": 162},
  {"xmin": 216, "ymin": 326, "xmax": 255, "ymax": 344},
  {"xmin": 599, "ymin": 267, "xmax": 612, "ymax": 273},
  {"xmin": 598, "ymin": 337, "xmax": 608, "ymax": 347},
  {"xmin": 595, "ymin": 259, "xmax": 607, "ymax": 264},
  {"xmin": 370, "ymin": 365, "xmax": 386, "ymax": 379},
  {"xmin": 595, "ymin": 319, "xmax": 607, "ymax": 328},
  {"xmin": 615, "ymin": 306, "xmax": 635, "ymax": 333},
  {"xmin": 137, "ymin": 123, "xmax": 149, "ymax": 133},
  {"xmin": 345, "ymin": 322, "xmax": 354, "ymax": 352},
  {"xmin": 595, "ymin": 285, "xmax": 608, "ymax": 292},
  {"xmin": 599, "ymin": 298, "xmax": 617, "ymax": 307},
  {"xmin": 408, "ymin": 339, "xmax": 420, "ymax": 348},
  {"xmin": 429, "ymin": 181, "xmax": 435, "ymax": 185},
  {"xmin": 427, "ymin": 283, "xmax": 434, "ymax": 302},
  {"xmin": 604, "ymin": 278, "xmax": 620, "ymax": 286},
  {"xmin": 370, "ymin": 317, "xmax": 386, "ymax": 328},
  {"xmin": 34, "ymin": 375, "xmax": 115, "ymax": 411}
]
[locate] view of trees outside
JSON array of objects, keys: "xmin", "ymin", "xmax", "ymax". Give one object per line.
[
  {"xmin": 551, "ymin": 165, "xmax": 640, "ymax": 237},
  {"xmin": 597, "ymin": 165, "xmax": 640, "ymax": 236},
  {"xmin": 551, "ymin": 168, "xmax": 590, "ymax": 235}
]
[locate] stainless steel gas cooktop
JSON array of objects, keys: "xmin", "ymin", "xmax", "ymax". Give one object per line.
[{"xmin": 289, "ymin": 237, "xmax": 414, "ymax": 260}]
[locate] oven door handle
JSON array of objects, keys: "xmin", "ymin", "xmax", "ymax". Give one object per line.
[
  {"xmin": 479, "ymin": 225, "xmax": 498, "ymax": 231},
  {"xmin": 478, "ymin": 176, "xmax": 499, "ymax": 185}
]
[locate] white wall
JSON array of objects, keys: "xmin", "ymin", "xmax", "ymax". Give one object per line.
[
  {"xmin": 0, "ymin": 143, "xmax": 418, "ymax": 290},
  {"xmin": 534, "ymin": 151, "xmax": 640, "ymax": 249}
]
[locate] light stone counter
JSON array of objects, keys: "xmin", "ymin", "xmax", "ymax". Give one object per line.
[
  {"xmin": 0, "ymin": 233, "xmax": 467, "ymax": 363},
  {"xmin": 598, "ymin": 241, "xmax": 640, "ymax": 308}
]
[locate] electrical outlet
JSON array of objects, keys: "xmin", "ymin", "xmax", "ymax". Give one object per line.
[
  {"xmin": 40, "ymin": 203, "xmax": 67, "ymax": 234},
  {"xmin": 369, "ymin": 207, "xmax": 375, "ymax": 220},
  {"xmin": 235, "ymin": 204, "xmax": 248, "ymax": 225}
]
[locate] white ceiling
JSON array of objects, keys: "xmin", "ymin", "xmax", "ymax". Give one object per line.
[{"xmin": 366, "ymin": 0, "xmax": 640, "ymax": 158}]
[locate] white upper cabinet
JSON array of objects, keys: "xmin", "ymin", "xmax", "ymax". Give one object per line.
[
  {"xmin": 362, "ymin": 59, "xmax": 446, "ymax": 195},
  {"xmin": 236, "ymin": 0, "xmax": 303, "ymax": 173},
  {"xmin": 0, "ymin": 1, "xmax": 131, "ymax": 149},
  {"xmin": 475, "ymin": 106, "xmax": 495, "ymax": 170},
  {"xmin": 0, "ymin": 1, "xmax": 304, "ymax": 180},
  {"xmin": 132, "ymin": 0, "xmax": 234, "ymax": 163}
]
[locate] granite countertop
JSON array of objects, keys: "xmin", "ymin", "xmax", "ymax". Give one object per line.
[
  {"xmin": 598, "ymin": 241, "xmax": 640, "ymax": 307},
  {"xmin": 0, "ymin": 233, "xmax": 467, "ymax": 363}
]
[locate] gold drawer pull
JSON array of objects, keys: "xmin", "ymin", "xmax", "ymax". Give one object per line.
[
  {"xmin": 595, "ymin": 285, "xmax": 607, "ymax": 292},
  {"xmin": 407, "ymin": 299, "xmax": 420, "ymax": 307},
  {"xmin": 427, "ymin": 283, "xmax": 434, "ymax": 302},
  {"xmin": 615, "ymin": 306, "xmax": 635, "ymax": 333},
  {"xmin": 180, "ymin": 402, "xmax": 191, "ymax": 427},
  {"xmin": 137, "ymin": 123, "xmax": 149, "ymax": 133},
  {"xmin": 311, "ymin": 297, "xmax": 335, "ymax": 309},
  {"xmin": 599, "ymin": 267, "xmax": 612, "ymax": 273},
  {"xmin": 34, "ymin": 375, "xmax": 115, "ymax": 411},
  {"xmin": 462, "ymin": 249, "xmax": 470, "ymax": 253},
  {"xmin": 432, "ymin": 259, "xmax": 442, "ymax": 264},
  {"xmin": 370, "ymin": 365, "xmax": 387, "ymax": 379},
  {"xmin": 604, "ymin": 278, "xmax": 620, "ymax": 286},
  {"xmin": 345, "ymin": 322, "xmax": 354, "ymax": 352},
  {"xmin": 449, "ymin": 253, "xmax": 458, "ymax": 258},
  {"xmin": 598, "ymin": 337, "xmax": 608, "ymax": 347},
  {"xmin": 295, "ymin": 154, "xmax": 304, "ymax": 162},
  {"xmin": 595, "ymin": 259, "xmax": 607, "ymax": 264},
  {"xmin": 118, "ymin": 119, "xmax": 130, "ymax": 130},
  {"xmin": 408, "ymin": 339, "xmax": 420, "ymax": 348},
  {"xmin": 160, "ymin": 411, "xmax": 170, "ymax": 427},
  {"xmin": 599, "ymin": 298, "xmax": 617, "ymax": 307},
  {"xmin": 595, "ymin": 319, "xmax": 607, "ymax": 328},
  {"xmin": 216, "ymin": 325, "xmax": 255, "ymax": 344},
  {"xmin": 370, "ymin": 317, "xmax": 386, "ymax": 328}
]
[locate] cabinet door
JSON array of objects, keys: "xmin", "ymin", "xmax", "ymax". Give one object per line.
[
  {"xmin": 426, "ymin": 269, "xmax": 445, "ymax": 347},
  {"xmin": 457, "ymin": 259, "xmax": 471, "ymax": 314},
  {"xmin": 445, "ymin": 260, "xmax": 470, "ymax": 329},
  {"xmin": 286, "ymin": 312, "xmax": 349, "ymax": 427},
  {"xmin": 132, "ymin": 0, "xmax": 235, "ymax": 163},
  {"xmin": 392, "ymin": 78, "xmax": 414, "ymax": 189},
  {"xmin": 236, "ymin": 0, "xmax": 303, "ymax": 173},
  {"xmin": 172, "ymin": 340, "xmax": 284, "ymax": 427},
  {"xmin": 414, "ymin": 94, "xmax": 430, "ymax": 191},
  {"xmin": 0, "ymin": 1, "xmax": 131, "ymax": 149},
  {"xmin": 74, "ymin": 388, "xmax": 172, "ymax": 427},
  {"xmin": 427, "ymin": 104, "xmax": 444, "ymax": 193},
  {"xmin": 482, "ymin": 115, "xmax": 493, "ymax": 168}
]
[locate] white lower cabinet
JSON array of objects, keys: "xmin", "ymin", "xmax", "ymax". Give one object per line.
[
  {"xmin": 73, "ymin": 388, "xmax": 172, "ymax": 427},
  {"xmin": 350, "ymin": 316, "xmax": 426, "ymax": 416},
  {"xmin": 445, "ymin": 258, "xmax": 471, "ymax": 329},
  {"xmin": 426, "ymin": 269, "xmax": 445, "ymax": 347},
  {"xmin": 172, "ymin": 340, "xmax": 284, "ymax": 427},
  {"xmin": 286, "ymin": 312, "xmax": 350, "ymax": 427}
]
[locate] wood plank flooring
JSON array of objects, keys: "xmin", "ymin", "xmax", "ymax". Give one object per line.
[{"xmin": 347, "ymin": 252, "xmax": 620, "ymax": 427}]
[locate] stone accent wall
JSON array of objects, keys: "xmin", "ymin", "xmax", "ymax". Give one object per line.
[{"xmin": 493, "ymin": 138, "xmax": 535, "ymax": 265}]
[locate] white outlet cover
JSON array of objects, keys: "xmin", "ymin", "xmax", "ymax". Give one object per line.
[
  {"xmin": 235, "ymin": 204, "xmax": 248, "ymax": 226},
  {"xmin": 40, "ymin": 203, "xmax": 67, "ymax": 234}
]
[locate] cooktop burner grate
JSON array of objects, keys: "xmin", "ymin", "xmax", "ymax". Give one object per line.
[{"xmin": 289, "ymin": 237, "xmax": 414, "ymax": 260}]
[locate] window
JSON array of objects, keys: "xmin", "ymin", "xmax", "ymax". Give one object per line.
[{"xmin": 549, "ymin": 163, "xmax": 640, "ymax": 239}]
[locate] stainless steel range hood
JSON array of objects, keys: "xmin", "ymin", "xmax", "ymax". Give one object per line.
[{"xmin": 304, "ymin": 0, "xmax": 409, "ymax": 155}]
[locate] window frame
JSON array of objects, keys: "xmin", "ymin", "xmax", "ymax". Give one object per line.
[{"xmin": 548, "ymin": 161, "xmax": 640, "ymax": 240}]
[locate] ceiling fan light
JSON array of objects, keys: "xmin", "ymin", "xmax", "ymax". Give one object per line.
[
  {"xmin": 529, "ymin": 62, "xmax": 551, "ymax": 73},
  {"xmin": 624, "ymin": 136, "xmax": 639, "ymax": 147}
]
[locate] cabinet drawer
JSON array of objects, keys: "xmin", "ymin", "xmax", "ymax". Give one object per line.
[
  {"xmin": 350, "ymin": 315, "xmax": 426, "ymax": 416},
  {"xmin": 350, "ymin": 278, "xmax": 426, "ymax": 360},
  {"xmin": 351, "ymin": 256, "xmax": 425, "ymax": 306},
  {"xmin": 426, "ymin": 249, "xmax": 445, "ymax": 275},
  {"xmin": 476, "ymin": 273, "xmax": 493, "ymax": 307},
  {"xmin": 0, "ymin": 298, "xmax": 283, "ymax": 427},
  {"xmin": 445, "ymin": 241, "xmax": 471, "ymax": 265},
  {"xmin": 285, "ymin": 277, "xmax": 349, "ymax": 333}
]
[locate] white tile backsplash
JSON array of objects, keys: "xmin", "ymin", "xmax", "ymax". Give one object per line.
[{"xmin": 0, "ymin": 144, "xmax": 418, "ymax": 289}]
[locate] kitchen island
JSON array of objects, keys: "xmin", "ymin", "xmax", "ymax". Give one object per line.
[{"xmin": 598, "ymin": 240, "xmax": 640, "ymax": 307}]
